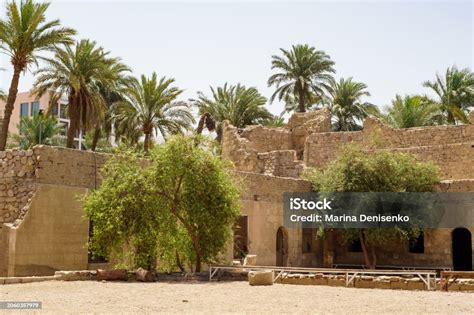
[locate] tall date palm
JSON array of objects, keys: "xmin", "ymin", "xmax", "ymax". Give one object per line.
[
  {"xmin": 423, "ymin": 66, "xmax": 474, "ymax": 124},
  {"xmin": 326, "ymin": 77, "xmax": 375, "ymax": 131},
  {"xmin": 193, "ymin": 83, "xmax": 272, "ymax": 141},
  {"xmin": 0, "ymin": 0, "xmax": 76, "ymax": 150},
  {"xmin": 268, "ymin": 44, "xmax": 335, "ymax": 113},
  {"xmin": 32, "ymin": 39, "xmax": 122, "ymax": 148},
  {"xmin": 113, "ymin": 73, "xmax": 194, "ymax": 153}
]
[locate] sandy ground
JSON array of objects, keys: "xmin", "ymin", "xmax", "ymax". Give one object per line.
[{"xmin": 0, "ymin": 281, "xmax": 473, "ymax": 314}]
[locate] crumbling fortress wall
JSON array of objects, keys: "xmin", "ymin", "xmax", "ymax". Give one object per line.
[
  {"xmin": 223, "ymin": 109, "xmax": 474, "ymax": 268},
  {"xmin": 0, "ymin": 147, "xmax": 108, "ymax": 277}
]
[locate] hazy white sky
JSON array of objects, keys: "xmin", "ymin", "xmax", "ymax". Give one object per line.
[{"xmin": 1, "ymin": 0, "xmax": 473, "ymax": 115}]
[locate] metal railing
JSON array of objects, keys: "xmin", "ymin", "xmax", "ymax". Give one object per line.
[{"xmin": 209, "ymin": 265, "xmax": 437, "ymax": 290}]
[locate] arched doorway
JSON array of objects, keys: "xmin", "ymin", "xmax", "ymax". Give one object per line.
[
  {"xmin": 276, "ymin": 227, "xmax": 288, "ymax": 266},
  {"xmin": 452, "ymin": 228, "xmax": 472, "ymax": 271}
]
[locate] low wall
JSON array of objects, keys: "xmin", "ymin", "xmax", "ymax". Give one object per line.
[{"xmin": 0, "ymin": 146, "xmax": 110, "ymax": 276}]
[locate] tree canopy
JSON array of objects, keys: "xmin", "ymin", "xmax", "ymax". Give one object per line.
[
  {"xmin": 304, "ymin": 145, "xmax": 440, "ymax": 268},
  {"xmin": 84, "ymin": 135, "xmax": 241, "ymax": 271}
]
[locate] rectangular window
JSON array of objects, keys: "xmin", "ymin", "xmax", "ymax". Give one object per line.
[
  {"xmin": 31, "ymin": 101, "xmax": 40, "ymax": 116},
  {"xmin": 409, "ymin": 232, "xmax": 425, "ymax": 253},
  {"xmin": 349, "ymin": 238, "xmax": 363, "ymax": 252},
  {"xmin": 60, "ymin": 104, "xmax": 69, "ymax": 119},
  {"xmin": 20, "ymin": 103, "xmax": 29, "ymax": 117},
  {"xmin": 302, "ymin": 228, "xmax": 313, "ymax": 253},
  {"xmin": 233, "ymin": 216, "xmax": 248, "ymax": 259},
  {"xmin": 51, "ymin": 103, "xmax": 59, "ymax": 117}
]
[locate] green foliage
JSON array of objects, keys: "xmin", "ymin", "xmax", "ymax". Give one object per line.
[
  {"xmin": 113, "ymin": 73, "xmax": 194, "ymax": 153},
  {"xmin": 0, "ymin": 0, "xmax": 76, "ymax": 150},
  {"xmin": 304, "ymin": 145, "xmax": 440, "ymax": 268},
  {"xmin": 423, "ymin": 66, "xmax": 474, "ymax": 124},
  {"xmin": 13, "ymin": 113, "xmax": 62, "ymax": 149},
  {"xmin": 377, "ymin": 95, "xmax": 442, "ymax": 128},
  {"xmin": 326, "ymin": 77, "xmax": 376, "ymax": 131},
  {"xmin": 84, "ymin": 128, "xmax": 114, "ymax": 153},
  {"xmin": 32, "ymin": 39, "xmax": 128, "ymax": 148},
  {"xmin": 261, "ymin": 114, "xmax": 286, "ymax": 127},
  {"xmin": 84, "ymin": 135, "xmax": 241, "ymax": 271},
  {"xmin": 193, "ymin": 83, "xmax": 272, "ymax": 141},
  {"xmin": 268, "ymin": 44, "xmax": 335, "ymax": 113}
]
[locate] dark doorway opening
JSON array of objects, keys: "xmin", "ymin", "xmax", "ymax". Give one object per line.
[
  {"xmin": 276, "ymin": 227, "xmax": 288, "ymax": 266},
  {"xmin": 233, "ymin": 216, "xmax": 249, "ymax": 259},
  {"xmin": 452, "ymin": 228, "xmax": 472, "ymax": 271}
]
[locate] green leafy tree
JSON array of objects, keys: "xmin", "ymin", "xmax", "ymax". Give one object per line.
[
  {"xmin": 193, "ymin": 83, "xmax": 272, "ymax": 141},
  {"xmin": 377, "ymin": 95, "xmax": 442, "ymax": 128},
  {"xmin": 305, "ymin": 145, "xmax": 440, "ymax": 268},
  {"xmin": 84, "ymin": 136, "xmax": 241, "ymax": 272},
  {"xmin": 84, "ymin": 149, "xmax": 162, "ymax": 269},
  {"xmin": 32, "ymin": 39, "xmax": 122, "ymax": 148},
  {"xmin": 113, "ymin": 73, "xmax": 194, "ymax": 153},
  {"xmin": 326, "ymin": 77, "xmax": 376, "ymax": 131},
  {"xmin": 12, "ymin": 113, "xmax": 61, "ymax": 149},
  {"xmin": 0, "ymin": 0, "xmax": 76, "ymax": 150},
  {"xmin": 268, "ymin": 44, "xmax": 335, "ymax": 113},
  {"xmin": 423, "ymin": 66, "xmax": 474, "ymax": 124}
]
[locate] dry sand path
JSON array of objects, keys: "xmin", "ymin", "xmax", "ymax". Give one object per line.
[{"xmin": 0, "ymin": 281, "xmax": 473, "ymax": 314}]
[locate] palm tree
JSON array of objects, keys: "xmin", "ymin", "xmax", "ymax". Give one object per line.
[
  {"xmin": 268, "ymin": 44, "xmax": 335, "ymax": 113},
  {"xmin": 32, "ymin": 39, "xmax": 121, "ymax": 148},
  {"xmin": 113, "ymin": 73, "xmax": 194, "ymax": 153},
  {"xmin": 0, "ymin": 0, "xmax": 76, "ymax": 150},
  {"xmin": 90, "ymin": 62, "xmax": 132, "ymax": 151},
  {"xmin": 193, "ymin": 83, "xmax": 272, "ymax": 141},
  {"xmin": 423, "ymin": 66, "xmax": 474, "ymax": 124},
  {"xmin": 326, "ymin": 77, "xmax": 375, "ymax": 131},
  {"xmin": 377, "ymin": 95, "xmax": 442, "ymax": 128},
  {"xmin": 261, "ymin": 114, "xmax": 286, "ymax": 127},
  {"xmin": 13, "ymin": 112, "xmax": 62, "ymax": 149}
]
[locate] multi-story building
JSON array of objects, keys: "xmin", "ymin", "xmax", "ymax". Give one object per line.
[{"xmin": 0, "ymin": 91, "xmax": 85, "ymax": 149}]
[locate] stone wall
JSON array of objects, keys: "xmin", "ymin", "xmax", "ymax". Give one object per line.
[
  {"xmin": 0, "ymin": 146, "xmax": 110, "ymax": 277},
  {"xmin": 0, "ymin": 150, "xmax": 36, "ymax": 227},
  {"xmin": 221, "ymin": 108, "xmax": 332, "ymax": 177},
  {"xmin": 304, "ymin": 117, "xmax": 474, "ymax": 180}
]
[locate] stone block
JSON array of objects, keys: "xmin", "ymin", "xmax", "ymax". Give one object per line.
[
  {"xmin": 248, "ymin": 270, "xmax": 273, "ymax": 286},
  {"xmin": 406, "ymin": 278, "xmax": 425, "ymax": 290},
  {"xmin": 327, "ymin": 277, "xmax": 345, "ymax": 287},
  {"xmin": 459, "ymin": 283, "xmax": 474, "ymax": 292},
  {"xmin": 373, "ymin": 279, "xmax": 391, "ymax": 289},
  {"xmin": 243, "ymin": 254, "xmax": 257, "ymax": 266},
  {"xmin": 355, "ymin": 278, "xmax": 374, "ymax": 289}
]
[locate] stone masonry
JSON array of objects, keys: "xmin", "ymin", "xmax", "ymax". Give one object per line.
[{"xmin": 223, "ymin": 109, "xmax": 474, "ymax": 269}]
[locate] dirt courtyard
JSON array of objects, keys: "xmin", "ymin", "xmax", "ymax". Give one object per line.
[{"xmin": 0, "ymin": 281, "xmax": 472, "ymax": 314}]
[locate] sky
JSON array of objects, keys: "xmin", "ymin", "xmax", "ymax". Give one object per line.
[{"xmin": 0, "ymin": 0, "xmax": 473, "ymax": 116}]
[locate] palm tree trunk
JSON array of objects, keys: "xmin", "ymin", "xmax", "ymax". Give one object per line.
[
  {"xmin": 0, "ymin": 67, "xmax": 22, "ymax": 151},
  {"xmin": 144, "ymin": 132, "xmax": 151, "ymax": 154},
  {"xmin": 91, "ymin": 126, "xmax": 101, "ymax": 151},
  {"xmin": 66, "ymin": 98, "xmax": 79, "ymax": 148},
  {"xmin": 298, "ymin": 84, "xmax": 306, "ymax": 113},
  {"xmin": 196, "ymin": 114, "xmax": 206, "ymax": 134}
]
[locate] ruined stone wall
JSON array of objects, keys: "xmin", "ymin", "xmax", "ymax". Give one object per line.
[
  {"xmin": 0, "ymin": 150, "xmax": 36, "ymax": 227},
  {"xmin": 0, "ymin": 146, "xmax": 110, "ymax": 276},
  {"xmin": 221, "ymin": 109, "xmax": 332, "ymax": 178},
  {"xmin": 304, "ymin": 117, "xmax": 474, "ymax": 180},
  {"xmin": 232, "ymin": 172, "xmax": 313, "ymax": 266}
]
